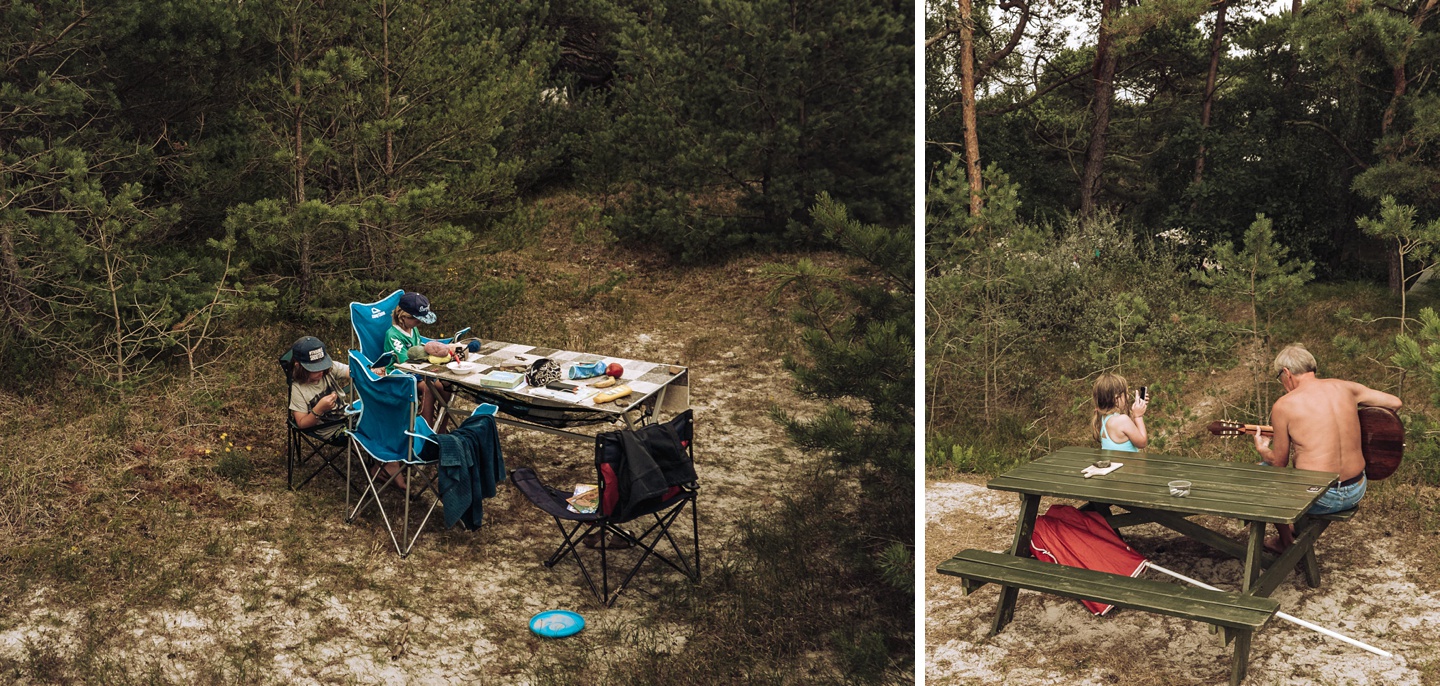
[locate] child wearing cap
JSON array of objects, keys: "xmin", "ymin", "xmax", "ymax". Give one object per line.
[
  {"xmin": 383, "ymin": 291, "xmax": 451, "ymax": 431},
  {"xmin": 289, "ymin": 336, "xmax": 352, "ymax": 441},
  {"xmin": 290, "ymin": 335, "xmax": 406, "ymax": 488}
]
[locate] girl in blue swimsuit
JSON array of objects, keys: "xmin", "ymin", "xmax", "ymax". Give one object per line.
[{"xmin": 1092, "ymin": 372, "xmax": 1149, "ymax": 452}]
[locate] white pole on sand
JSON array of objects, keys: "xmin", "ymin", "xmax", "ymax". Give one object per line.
[{"xmin": 1145, "ymin": 562, "xmax": 1394, "ymax": 659}]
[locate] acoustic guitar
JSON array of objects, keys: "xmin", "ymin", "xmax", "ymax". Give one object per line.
[{"xmin": 1206, "ymin": 406, "xmax": 1406, "ymax": 480}]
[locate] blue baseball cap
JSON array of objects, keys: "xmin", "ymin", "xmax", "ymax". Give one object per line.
[{"xmin": 399, "ymin": 292, "xmax": 437, "ymax": 324}]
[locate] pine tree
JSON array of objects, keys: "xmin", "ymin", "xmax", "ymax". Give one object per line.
[{"xmin": 588, "ymin": 0, "xmax": 912, "ymax": 262}]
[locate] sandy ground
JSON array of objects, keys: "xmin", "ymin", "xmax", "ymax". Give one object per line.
[
  {"xmin": 926, "ymin": 477, "xmax": 1440, "ymax": 686},
  {"xmin": 0, "ymin": 220, "xmax": 838, "ymax": 682}
]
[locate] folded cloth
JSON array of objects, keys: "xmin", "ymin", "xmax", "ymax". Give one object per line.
[{"xmin": 430, "ymin": 413, "xmax": 506, "ymax": 529}]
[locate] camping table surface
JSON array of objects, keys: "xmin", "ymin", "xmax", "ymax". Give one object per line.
[
  {"xmin": 396, "ymin": 337, "xmax": 689, "ymax": 440},
  {"xmin": 984, "ymin": 446, "xmax": 1340, "ymax": 624}
]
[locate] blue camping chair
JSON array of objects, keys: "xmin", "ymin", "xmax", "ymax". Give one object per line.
[
  {"xmin": 345, "ymin": 349, "xmax": 495, "ymax": 557},
  {"xmin": 346, "ymin": 349, "xmax": 444, "ymax": 557},
  {"xmin": 350, "ymin": 289, "xmax": 471, "ymax": 370}
]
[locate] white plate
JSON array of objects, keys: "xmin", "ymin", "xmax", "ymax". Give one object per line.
[{"xmin": 447, "ymin": 361, "xmax": 477, "ymax": 371}]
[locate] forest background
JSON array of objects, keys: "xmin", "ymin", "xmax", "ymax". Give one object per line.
[
  {"xmin": 926, "ymin": 0, "xmax": 1440, "ymax": 679},
  {"xmin": 927, "ymin": 0, "xmax": 1440, "ymax": 491},
  {"xmin": 0, "ymin": 0, "xmax": 914, "ymax": 682}
]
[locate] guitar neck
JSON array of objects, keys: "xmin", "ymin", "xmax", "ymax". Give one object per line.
[{"xmin": 1240, "ymin": 424, "xmax": 1274, "ymax": 437}]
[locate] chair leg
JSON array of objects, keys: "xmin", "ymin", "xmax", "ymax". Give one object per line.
[
  {"xmin": 546, "ymin": 517, "xmax": 606, "ymax": 604},
  {"xmin": 692, "ymin": 494, "xmax": 700, "ymax": 584},
  {"xmin": 287, "ymin": 428, "xmax": 296, "ymax": 489},
  {"xmin": 288, "ymin": 428, "xmax": 347, "ymax": 491},
  {"xmin": 396, "ymin": 463, "xmax": 442, "ymax": 557}
]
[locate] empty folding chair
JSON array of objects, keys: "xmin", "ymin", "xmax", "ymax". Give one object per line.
[
  {"xmin": 345, "ymin": 349, "xmax": 448, "ymax": 557},
  {"xmin": 279, "ymin": 347, "xmax": 352, "ymax": 491},
  {"xmin": 512, "ymin": 409, "xmax": 700, "ymax": 606}
]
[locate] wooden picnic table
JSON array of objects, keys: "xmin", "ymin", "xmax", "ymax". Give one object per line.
[{"xmin": 950, "ymin": 445, "xmax": 1343, "ymax": 685}]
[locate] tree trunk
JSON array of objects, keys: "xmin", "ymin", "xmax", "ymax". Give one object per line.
[
  {"xmin": 1389, "ymin": 249, "xmax": 1403, "ymax": 298},
  {"xmin": 1379, "ymin": 0, "xmax": 1438, "ymax": 295},
  {"xmin": 290, "ymin": 13, "xmax": 311, "ymax": 308},
  {"xmin": 1079, "ymin": 0, "xmax": 1121, "ymax": 219},
  {"xmin": 958, "ymin": 0, "xmax": 983, "ymax": 216},
  {"xmin": 1193, "ymin": 0, "xmax": 1228, "ymax": 188},
  {"xmin": 381, "ymin": 0, "xmax": 395, "ymax": 179}
]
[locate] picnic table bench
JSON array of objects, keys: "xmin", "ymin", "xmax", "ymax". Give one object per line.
[
  {"xmin": 939, "ymin": 549, "xmax": 1280, "ymax": 685},
  {"xmin": 939, "ymin": 446, "xmax": 1348, "ymax": 685}
]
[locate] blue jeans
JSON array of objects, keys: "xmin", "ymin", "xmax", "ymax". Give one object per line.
[{"xmin": 1308, "ymin": 475, "xmax": 1366, "ymax": 515}]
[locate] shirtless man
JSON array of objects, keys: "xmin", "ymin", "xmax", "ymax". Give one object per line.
[{"xmin": 1254, "ymin": 343, "xmax": 1402, "ymax": 552}]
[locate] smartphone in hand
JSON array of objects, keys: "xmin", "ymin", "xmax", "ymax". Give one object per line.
[{"xmin": 1138, "ymin": 386, "xmax": 1148, "ymax": 402}]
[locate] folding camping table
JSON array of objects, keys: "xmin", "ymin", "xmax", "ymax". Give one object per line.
[{"xmin": 397, "ymin": 337, "xmax": 690, "ymax": 442}]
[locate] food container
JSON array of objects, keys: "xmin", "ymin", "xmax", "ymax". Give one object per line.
[
  {"xmin": 1168, "ymin": 480, "xmax": 1192, "ymax": 497},
  {"xmin": 478, "ymin": 370, "xmax": 524, "ymax": 389}
]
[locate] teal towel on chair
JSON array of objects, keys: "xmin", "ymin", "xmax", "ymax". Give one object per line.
[{"xmin": 433, "ymin": 413, "xmax": 506, "ymax": 529}]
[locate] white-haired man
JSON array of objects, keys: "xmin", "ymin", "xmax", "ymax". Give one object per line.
[{"xmin": 1255, "ymin": 343, "xmax": 1401, "ymax": 552}]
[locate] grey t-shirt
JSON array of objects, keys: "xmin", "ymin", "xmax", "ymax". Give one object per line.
[{"xmin": 289, "ymin": 362, "xmax": 351, "ymax": 440}]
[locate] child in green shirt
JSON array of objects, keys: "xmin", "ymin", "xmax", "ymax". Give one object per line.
[{"xmin": 385, "ymin": 292, "xmax": 451, "ymax": 431}]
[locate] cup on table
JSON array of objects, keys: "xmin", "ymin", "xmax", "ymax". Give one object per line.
[{"xmin": 1168, "ymin": 480, "xmax": 1191, "ymax": 497}]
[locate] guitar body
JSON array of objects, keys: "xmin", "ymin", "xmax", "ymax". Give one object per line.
[
  {"xmin": 1208, "ymin": 407, "xmax": 1406, "ymax": 481},
  {"xmin": 1358, "ymin": 406, "xmax": 1405, "ymax": 481}
]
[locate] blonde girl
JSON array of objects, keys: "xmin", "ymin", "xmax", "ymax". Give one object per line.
[{"xmin": 1092, "ymin": 372, "xmax": 1148, "ymax": 452}]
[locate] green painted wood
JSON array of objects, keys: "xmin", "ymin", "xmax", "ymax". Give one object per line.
[
  {"xmin": 1230, "ymin": 630, "xmax": 1253, "ymax": 686},
  {"xmin": 938, "ymin": 550, "xmax": 1280, "ymax": 630},
  {"xmin": 1310, "ymin": 507, "xmax": 1357, "ymax": 522},
  {"xmin": 992, "ymin": 494, "xmax": 1041, "ymax": 635},
  {"xmin": 1009, "ymin": 493, "xmax": 1041, "ymax": 556},
  {"xmin": 1100, "ymin": 510, "xmax": 1156, "ymax": 529},
  {"xmin": 1131, "ymin": 507, "xmax": 1273, "ymax": 566},
  {"xmin": 1298, "ymin": 517, "xmax": 1325, "ymax": 588},
  {"xmin": 1253, "ymin": 519, "xmax": 1329, "ymax": 598},
  {"xmin": 1242, "ymin": 522, "xmax": 1264, "ymax": 594},
  {"xmin": 1051, "ymin": 447, "xmax": 1337, "ymax": 492},
  {"xmin": 1017, "ymin": 447, "xmax": 1338, "ymax": 504},
  {"xmin": 988, "ymin": 447, "xmax": 1337, "ymax": 524}
]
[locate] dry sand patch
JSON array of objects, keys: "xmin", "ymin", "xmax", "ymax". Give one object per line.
[
  {"xmin": 0, "ymin": 237, "xmax": 842, "ymax": 682},
  {"xmin": 926, "ymin": 478, "xmax": 1440, "ymax": 685}
]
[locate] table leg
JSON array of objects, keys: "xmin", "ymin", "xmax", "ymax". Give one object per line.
[
  {"xmin": 991, "ymin": 493, "xmax": 1041, "ymax": 635},
  {"xmin": 1298, "ymin": 516, "xmax": 1322, "ymax": 588},
  {"xmin": 1252, "ymin": 519, "xmax": 1329, "ymax": 597},
  {"xmin": 653, "ymin": 384, "xmax": 671, "ymax": 422},
  {"xmin": 1241, "ymin": 521, "xmax": 1264, "ymax": 594},
  {"xmin": 1229, "ymin": 629, "xmax": 1252, "ymax": 686}
]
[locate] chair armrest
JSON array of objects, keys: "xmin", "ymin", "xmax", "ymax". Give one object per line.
[
  {"xmin": 404, "ymin": 430, "xmax": 440, "ymax": 444},
  {"xmin": 471, "ymin": 403, "xmax": 497, "ymax": 417}
]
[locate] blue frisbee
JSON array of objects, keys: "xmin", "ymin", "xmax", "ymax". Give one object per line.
[{"xmin": 530, "ymin": 610, "xmax": 585, "ymax": 638}]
